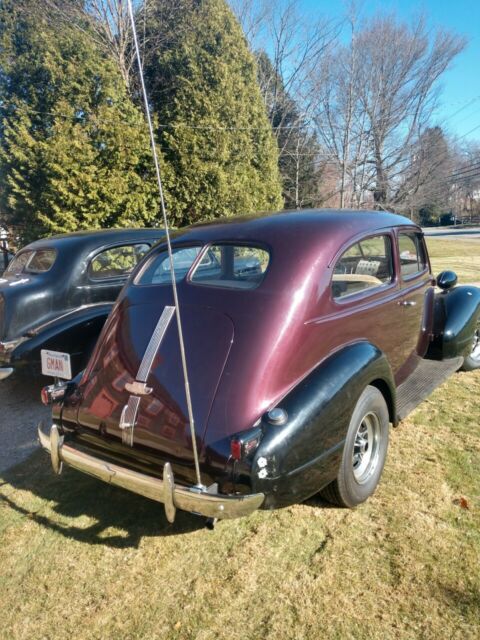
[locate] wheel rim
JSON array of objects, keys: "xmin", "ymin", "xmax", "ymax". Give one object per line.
[
  {"xmin": 470, "ymin": 324, "xmax": 480, "ymax": 363},
  {"xmin": 352, "ymin": 412, "xmax": 381, "ymax": 484}
]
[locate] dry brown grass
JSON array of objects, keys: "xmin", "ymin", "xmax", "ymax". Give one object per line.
[
  {"xmin": 0, "ymin": 238, "xmax": 479, "ymax": 640},
  {"xmin": 1, "ymin": 377, "xmax": 479, "ymax": 640}
]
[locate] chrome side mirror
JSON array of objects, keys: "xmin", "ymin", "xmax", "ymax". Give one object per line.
[{"xmin": 436, "ymin": 270, "xmax": 458, "ymax": 290}]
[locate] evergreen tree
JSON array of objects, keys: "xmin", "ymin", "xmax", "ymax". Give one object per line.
[
  {"xmin": 143, "ymin": 0, "xmax": 283, "ymax": 227},
  {"xmin": 0, "ymin": 0, "xmax": 159, "ymax": 242}
]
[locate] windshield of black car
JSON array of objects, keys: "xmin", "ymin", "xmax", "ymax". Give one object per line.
[
  {"xmin": 26, "ymin": 249, "xmax": 57, "ymax": 273},
  {"xmin": 6, "ymin": 250, "xmax": 34, "ymax": 274},
  {"xmin": 137, "ymin": 244, "xmax": 270, "ymax": 289},
  {"xmin": 6, "ymin": 249, "xmax": 57, "ymax": 274}
]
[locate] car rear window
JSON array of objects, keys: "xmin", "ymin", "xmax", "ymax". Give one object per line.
[
  {"xmin": 332, "ymin": 234, "xmax": 394, "ymax": 300},
  {"xmin": 136, "ymin": 244, "xmax": 270, "ymax": 289},
  {"xmin": 89, "ymin": 243, "xmax": 150, "ymax": 280},
  {"xmin": 138, "ymin": 246, "xmax": 203, "ymax": 285},
  {"xmin": 190, "ymin": 244, "xmax": 270, "ymax": 289},
  {"xmin": 26, "ymin": 249, "xmax": 57, "ymax": 273}
]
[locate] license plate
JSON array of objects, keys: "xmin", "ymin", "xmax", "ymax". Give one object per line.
[{"xmin": 41, "ymin": 349, "xmax": 72, "ymax": 380}]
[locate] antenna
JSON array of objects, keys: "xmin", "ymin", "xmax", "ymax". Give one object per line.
[{"xmin": 126, "ymin": 0, "xmax": 203, "ymax": 488}]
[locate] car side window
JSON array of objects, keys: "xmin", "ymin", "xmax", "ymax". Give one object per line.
[
  {"xmin": 89, "ymin": 243, "xmax": 150, "ymax": 280},
  {"xmin": 332, "ymin": 235, "xmax": 394, "ymax": 300},
  {"xmin": 398, "ymin": 233, "xmax": 427, "ymax": 278}
]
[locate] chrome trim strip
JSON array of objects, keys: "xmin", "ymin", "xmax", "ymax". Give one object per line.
[
  {"xmin": 38, "ymin": 423, "xmax": 264, "ymax": 521},
  {"xmin": 27, "ymin": 303, "xmax": 111, "ymax": 335},
  {"xmin": 136, "ymin": 305, "xmax": 175, "ymax": 382}
]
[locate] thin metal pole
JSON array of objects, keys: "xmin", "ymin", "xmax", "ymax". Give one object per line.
[{"xmin": 126, "ymin": 0, "xmax": 203, "ymax": 488}]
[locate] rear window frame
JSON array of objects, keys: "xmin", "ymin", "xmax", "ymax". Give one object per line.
[
  {"xmin": 133, "ymin": 241, "xmax": 271, "ymax": 291},
  {"xmin": 187, "ymin": 241, "xmax": 271, "ymax": 291},
  {"xmin": 134, "ymin": 242, "xmax": 205, "ymax": 287}
]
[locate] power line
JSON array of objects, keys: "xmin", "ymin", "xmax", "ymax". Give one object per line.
[{"xmin": 446, "ymin": 161, "xmax": 480, "ymax": 180}]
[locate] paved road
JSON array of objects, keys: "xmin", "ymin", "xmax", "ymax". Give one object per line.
[
  {"xmin": 423, "ymin": 226, "xmax": 480, "ymax": 239},
  {"xmin": 0, "ymin": 370, "xmax": 50, "ymax": 474}
]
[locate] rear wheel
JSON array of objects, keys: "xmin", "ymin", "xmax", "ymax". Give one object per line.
[
  {"xmin": 461, "ymin": 320, "xmax": 480, "ymax": 371},
  {"xmin": 321, "ymin": 385, "xmax": 389, "ymax": 508}
]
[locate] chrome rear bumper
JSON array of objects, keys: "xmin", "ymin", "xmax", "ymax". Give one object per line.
[{"xmin": 38, "ymin": 423, "xmax": 264, "ymax": 523}]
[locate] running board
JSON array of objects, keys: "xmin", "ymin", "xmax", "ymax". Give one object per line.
[{"xmin": 396, "ymin": 357, "xmax": 464, "ymax": 421}]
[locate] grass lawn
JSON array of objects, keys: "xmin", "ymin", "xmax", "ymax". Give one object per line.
[
  {"xmin": 0, "ymin": 239, "xmax": 479, "ymax": 640},
  {"xmin": 426, "ymin": 237, "xmax": 480, "ymax": 283}
]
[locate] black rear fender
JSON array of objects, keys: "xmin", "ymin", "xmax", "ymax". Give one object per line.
[
  {"xmin": 427, "ymin": 285, "xmax": 480, "ymax": 360},
  {"xmin": 250, "ymin": 341, "xmax": 395, "ymax": 509},
  {"xmin": 10, "ymin": 303, "xmax": 112, "ymax": 367}
]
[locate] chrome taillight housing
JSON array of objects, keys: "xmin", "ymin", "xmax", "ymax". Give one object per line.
[{"xmin": 40, "ymin": 382, "xmax": 71, "ymax": 406}]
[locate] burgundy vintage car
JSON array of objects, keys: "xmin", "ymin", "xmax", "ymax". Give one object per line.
[{"xmin": 38, "ymin": 210, "xmax": 480, "ymax": 523}]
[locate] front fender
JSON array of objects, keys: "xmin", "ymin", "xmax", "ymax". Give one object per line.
[
  {"xmin": 250, "ymin": 341, "xmax": 395, "ymax": 509},
  {"xmin": 428, "ymin": 285, "xmax": 480, "ymax": 360},
  {"xmin": 10, "ymin": 303, "xmax": 112, "ymax": 365}
]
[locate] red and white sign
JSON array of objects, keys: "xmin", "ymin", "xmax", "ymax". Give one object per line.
[{"xmin": 41, "ymin": 349, "xmax": 72, "ymax": 380}]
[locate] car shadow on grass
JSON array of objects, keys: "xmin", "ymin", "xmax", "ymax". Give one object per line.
[{"xmin": 0, "ymin": 448, "xmax": 206, "ymax": 548}]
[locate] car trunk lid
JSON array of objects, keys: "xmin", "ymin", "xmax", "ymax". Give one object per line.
[{"xmin": 75, "ymin": 297, "xmax": 234, "ymax": 464}]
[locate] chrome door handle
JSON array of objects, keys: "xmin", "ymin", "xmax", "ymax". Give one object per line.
[{"xmin": 398, "ymin": 300, "xmax": 417, "ymax": 307}]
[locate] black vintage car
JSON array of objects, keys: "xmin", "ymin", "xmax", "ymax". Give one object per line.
[{"xmin": 0, "ymin": 228, "xmax": 163, "ymax": 380}]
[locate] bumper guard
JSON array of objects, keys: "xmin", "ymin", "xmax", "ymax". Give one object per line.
[{"xmin": 38, "ymin": 423, "xmax": 264, "ymax": 523}]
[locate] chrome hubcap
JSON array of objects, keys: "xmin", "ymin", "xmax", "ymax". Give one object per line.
[{"xmin": 352, "ymin": 412, "xmax": 380, "ymax": 484}]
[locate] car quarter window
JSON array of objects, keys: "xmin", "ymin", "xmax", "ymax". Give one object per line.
[
  {"xmin": 89, "ymin": 243, "xmax": 150, "ymax": 280},
  {"xmin": 398, "ymin": 233, "xmax": 427, "ymax": 278},
  {"xmin": 191, "ymin": 244, "xmax": 270, "ymax": 290},
  {"xmin": 332, "ymin": 234, "xmax": 394, "ymax": 300}
]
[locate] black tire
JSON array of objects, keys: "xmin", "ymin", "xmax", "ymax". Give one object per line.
[
  {"xmin": 321, "ymin": 385, "xmax": 390, "ymax": 508},
  {"xmin": 460, "ymin": 322, "xmax": 480, "ymax": 372}
]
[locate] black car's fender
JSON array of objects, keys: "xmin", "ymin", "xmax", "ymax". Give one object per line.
[
  {"xmin": 10, "ymin": 303, "xmax": 112, "ymax": 370},
  {"xmin": 427, "ymin": 285, "xmax": 480, "ymax": 360},
  {"xmin": 249, "ymin": 341, "xmax": 396, "ymax": 509}
]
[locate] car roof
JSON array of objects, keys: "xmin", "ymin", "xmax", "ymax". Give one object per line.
[
  {"xmin": 171, "ymin": 209, "xmax": 418, "ymax": 246},
  {"xmin": 19, "ymin": 228, "xmax": 164, "ymax": 253}
]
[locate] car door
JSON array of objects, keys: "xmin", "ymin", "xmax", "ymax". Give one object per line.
[{"xmin": 394, "ymin": 229, "xmax": 434, "ymax": 381}]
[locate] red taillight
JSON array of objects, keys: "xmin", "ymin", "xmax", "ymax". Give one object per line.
[
  {"xmin": 40, "ymin": 386, "xmax": 50, "ymax": 406},
  {"xmin": 230, "ymin": 427, "xmax": 262, "ymax": 461},
  {"xmin": 230, "ymin": 439, "xmax": 242, "ymax": 460},
  {"xmin": 40, "ymin": 383, "xmax": 69, "ymax": 406}
]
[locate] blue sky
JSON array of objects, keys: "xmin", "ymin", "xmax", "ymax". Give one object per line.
[{"xmin": 301, "ymin": 0, "xmax": 480, "ymax": 142}]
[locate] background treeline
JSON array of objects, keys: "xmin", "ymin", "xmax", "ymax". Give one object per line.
[{"xmin": 0, "ymin": 0, "xmax": 478, "ymax": 243}]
